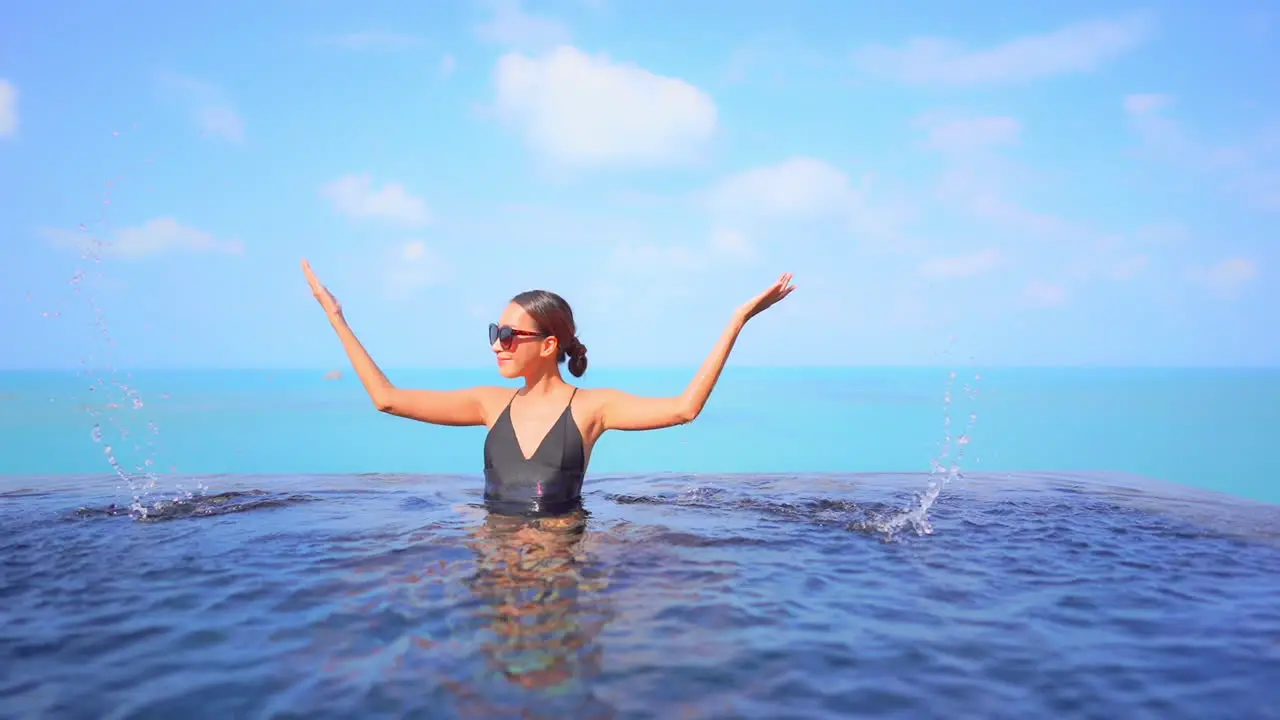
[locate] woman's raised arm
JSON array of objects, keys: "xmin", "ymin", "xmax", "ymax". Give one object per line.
[
  {"xmin": 303, "ymin": 259, "xmax": 498, "ymax": 427},
  {"xmin": 598, "ymin": 272, "xmax": 795, "ymax": 432}
]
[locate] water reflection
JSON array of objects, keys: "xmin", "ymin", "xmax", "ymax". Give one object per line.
[{"xmin": 440, "ymin": 509, "xmax": 617, "ymax": 717}]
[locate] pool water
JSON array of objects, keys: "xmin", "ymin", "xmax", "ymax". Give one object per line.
[{"xmin": 3, "ymin": 470, "xmax": 1277, "ymax": 719}]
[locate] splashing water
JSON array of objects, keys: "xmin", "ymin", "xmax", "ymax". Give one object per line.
[
  {"xmin": 876, "ymin": 349, "xmax": 982, "ymax": 541},
  {"xmin": 36, "ymin": 131, "xmax": 205, "ymax": 519}
]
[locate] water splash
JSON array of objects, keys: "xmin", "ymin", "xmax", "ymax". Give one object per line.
[
  {"xmin": 74, "ymin": 490, "xmax": 318, "ymax": 522},
  {"xmin": 876, "ymin": 343, "xmax": 982, "ymax": 541},
  {"xmin": 612, "ymin": 361, "xmax": 985, "ymax": 543},
  {"xmin": 37, "ymin": 131, "xmax": 204, "ymax": 520}
]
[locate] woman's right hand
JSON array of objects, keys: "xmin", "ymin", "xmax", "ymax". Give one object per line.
[{"xmin": 301, "ymin": 259, "xmax": 343, "ymax": 319}]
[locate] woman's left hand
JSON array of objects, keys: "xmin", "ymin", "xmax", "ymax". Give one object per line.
[{"xmin": 737, "ymin": 272, "xmax": 796, "ymax": 322}]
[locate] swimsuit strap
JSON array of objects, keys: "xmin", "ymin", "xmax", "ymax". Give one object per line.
[{"xmin": 562, "ymin": 387, "xmax": 579, "ymax": 457}]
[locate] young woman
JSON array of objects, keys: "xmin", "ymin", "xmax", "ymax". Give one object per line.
[{"xmin": 301, "ymin": 259, "xmax": 795, "ymax": 518}]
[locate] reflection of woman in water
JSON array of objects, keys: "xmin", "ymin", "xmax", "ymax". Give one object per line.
[
  {"xmin": 301, "ymin": 259, "xmax": 794, "ymax": 519},
  {"xmin": 294, "ymin": 513, "xmax": 613, "ymax": 714},
  {"xmin": 445, "ymin": 512, "xmax": 615, "ymax": 714}
]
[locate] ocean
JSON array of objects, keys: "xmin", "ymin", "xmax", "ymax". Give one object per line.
[{"xmin": 1, "ymin": 367, "xmax": 1278, "ymax": 719}]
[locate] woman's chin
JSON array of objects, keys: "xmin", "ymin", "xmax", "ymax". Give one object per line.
[{"xmin": 496, "ymin": 362, "xmax": 521, "ymax": 379}]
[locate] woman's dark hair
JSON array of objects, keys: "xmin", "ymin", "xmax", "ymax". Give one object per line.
[{"xmin": 510, "ymin": 289, "xmax": 588, "ymax": 377}]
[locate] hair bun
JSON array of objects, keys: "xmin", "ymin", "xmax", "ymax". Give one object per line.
[{"xmin": 565, "ymin": 338, "xmax": 589, "ymax": 377}]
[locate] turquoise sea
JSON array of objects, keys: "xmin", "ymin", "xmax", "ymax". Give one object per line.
[
  {"xmin": 2, "ymin": 366, "xmax": 1278, "ymax": 719},
  {"xmin": 1, "ymin": 367, "xmax": 1276, "ymax": 503}
]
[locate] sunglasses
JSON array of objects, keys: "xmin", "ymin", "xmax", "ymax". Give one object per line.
[{"xmin": 489, "ymin": 323, "xmax": 546, "ymax": 351}]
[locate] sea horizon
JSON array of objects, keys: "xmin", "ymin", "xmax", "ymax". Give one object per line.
[
  {"xmin": 3, "ymin": 364, "xmax": 1279, "ymax": 371},
  {"xmin": 2, "ymin": 365, "xmax": 1275, "ymax": 506}
]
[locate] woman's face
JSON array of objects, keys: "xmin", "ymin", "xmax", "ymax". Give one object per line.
[{"xmin": 492, "ymin": 303, "xmax": 553, "ymax": 379}]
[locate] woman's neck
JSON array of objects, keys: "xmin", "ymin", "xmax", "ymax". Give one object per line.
[{"xmin": 520, "ymin": 366, "xmax": 567, "ymax": 397}]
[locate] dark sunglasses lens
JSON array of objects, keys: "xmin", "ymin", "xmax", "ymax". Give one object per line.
[{"xmin": 489, "ymin": 324, "xmax": 516, "ymax": 349}]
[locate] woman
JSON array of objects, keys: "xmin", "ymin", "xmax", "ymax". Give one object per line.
[{"xmin": 301, "ymin": 259, "xmax": 795, "ymax": 518}]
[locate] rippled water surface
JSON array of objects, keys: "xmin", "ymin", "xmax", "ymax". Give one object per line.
[{"xmin": 2, "ymin": 471, "xmax": 1279, "ymax": 719}]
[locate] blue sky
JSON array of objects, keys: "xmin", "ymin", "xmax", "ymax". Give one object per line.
[{"xmin": 1, "ymin": 0, "xmax": 1277, "ymax": 369}]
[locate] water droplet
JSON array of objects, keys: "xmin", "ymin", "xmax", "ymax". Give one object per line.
[
  {"xmin": 132, "ymin": 398, "xmax": 144, "ymax": 409},
  {"xmin": 91, "ymin": 425, "xmax": 102, "ymax": 443}
]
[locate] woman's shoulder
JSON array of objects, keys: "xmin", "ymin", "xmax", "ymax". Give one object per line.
[
  {"xmin": 570, "ymin": 386, "xmax": 633, "ymax": 416},
  {"xmin": 571, "ymin": 386, "xmax": 614, "ymax": 403}
]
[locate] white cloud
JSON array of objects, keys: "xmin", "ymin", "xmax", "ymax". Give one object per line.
[
  {"xmin": 493, "ymin": 45, "xmax": 718, "ymax": 169},
  {"xmin": 855, "ymin": 15, "xmax": 1150, "ymax": 86},
  {"xmin": 709, "ymin": 157, "xmax": 853, "ymax": 220},
  {"xmin": 321, "ymin": 32, "xmax": 423, "ymax": 51},
  {"xmin": 386, "ymin": 240, "xmax": 448, "ymax": 297},
  {"xmin": 1125, "ymin": 95, "xmax": 1280, "ymax": 213},
  {"xmin": 0, "ymin": 79, "xmax": 17, "ymax": 138},
  {"xmin": 916, "ymin": 113, "xmax": 1064, "ymax": 234},
  {"xmin": 705, "ymin": 157, "xmax": 901, "ymax": 242},
  {"xmin": 910, "ymin": 110, "xmax": 1052, "ymax": 233},
  {"xmin": 1024, "ymin": 280, "xmax": 1067, "ymax": 307},
  {"xmin": 1200, "ymin": 257, "xmax": 1259, "ymax": 299},
  {"xmin": 440, "ymin": 53, "xmax": 457, "ymax": 77},
  {"xmin": 919, "ymin": 114, "xmax": 1022, "ymax": 154},
  {"xmin": 1067, "ymin": 222, "xmax": 1182, "ymax": 286},
  {"xmin": 321, "ymin": 174, "xmax": 432, "ymax": 227},
  {"xmin": 44, "ymin": 218, "xmax": 244, "ymax": 258},
  {"xmin": 475, "ymin": 0, "xmax": 571, "ymax": 50},
  {"xmin": 157, "ymin": 72, "xmax": 244, "ymax": 143},
  {"xmin": 697, "ymin": 157, "xmax": 909, "ymax": 271},
  {"xmin": 919, "ymin": 248, "xmax": 1003, "ymax": 278}
]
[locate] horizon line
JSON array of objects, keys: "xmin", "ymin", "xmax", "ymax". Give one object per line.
[{"xmin": 1, "ymin": 364, "xmax": 1277, "ymax": 372}]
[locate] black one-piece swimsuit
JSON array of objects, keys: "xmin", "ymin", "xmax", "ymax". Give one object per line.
[{"xmin": 482, "ymin": 389, "xmax": 585, "ymax": 517}]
